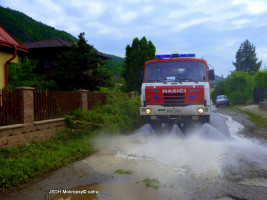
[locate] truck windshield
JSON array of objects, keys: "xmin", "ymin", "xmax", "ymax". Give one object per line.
[{"xmin": 145, "ymin": 61, "xmax": 207, "ymax": 82}]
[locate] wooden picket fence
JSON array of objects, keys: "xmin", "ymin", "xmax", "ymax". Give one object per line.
[
  {"xmin": 0, "ymin": 89, "xmax": 108, "ymax": 126},
  {"xmin": 0, "ymin": 89, "xmax": 20, "ymax": 126},
  {"xmin": 33, "ymin": 90, "xmax": 80, "ymax": 121}
]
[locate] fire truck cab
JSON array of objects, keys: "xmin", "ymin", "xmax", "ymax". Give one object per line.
[{"xmin": 140, "ymin": 53, "xmax": 215, "ymax": 125}]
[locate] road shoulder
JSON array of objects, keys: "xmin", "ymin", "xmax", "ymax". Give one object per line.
[{"xmin": 216, "ymin": 106, "xmax": 267, "ymax": 141}]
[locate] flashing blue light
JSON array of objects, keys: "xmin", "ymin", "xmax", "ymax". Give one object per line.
[
  {"xmin": 156, "ymin": 53, "xmax": 196, "ymax": 59},
  {"xmin": 156, "ymin": 54, "xmax": 171, "ymax": 58},
  {"xmin": 179, "ymin": 54, "xmax": 188, "ymax": 57},
  {"xmin": 156, "ymin": 55, "xmax": 163, "ymax": 58},
  {"xmin": 190, "ymin": 95, "xmax": 194, "ymax": 100},
  {"xmin": 187, "ymin": 54, "xmax": 196, "ymax": 57},
  {"xmin": 154, "ymin": 95, "xmax": 159, "ymax": 100},
  {"xmin": 180, "ymin": 54, "xmax": 196, "ymax": 57}
]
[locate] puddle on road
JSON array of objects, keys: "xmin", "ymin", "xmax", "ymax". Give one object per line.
[{"xmin": 47, "ymin": 114, "xmax": 267, "ymax": 200}]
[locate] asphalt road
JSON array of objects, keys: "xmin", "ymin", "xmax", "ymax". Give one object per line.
[{"xmin": 1, "ymin": 106, "xmax": 267, "ymax": 200}]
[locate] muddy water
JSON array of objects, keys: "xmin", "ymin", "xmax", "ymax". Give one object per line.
[{"xmin": 47, "ymin": 114, "xmax": 267, "ymax": 200}]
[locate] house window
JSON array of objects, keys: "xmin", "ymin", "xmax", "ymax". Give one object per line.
[{"xmin": 44, "ymin": 58, "xmax": 52, "ymax": 69}]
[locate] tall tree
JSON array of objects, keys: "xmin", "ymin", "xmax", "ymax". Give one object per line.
[
  {"xmin": 53, "ymin": 33, "xmax": 111, "ymax": 91},
  {"xmin": 122, "ymin": 36, "xmax": 156, "ymax": 92},
  {"xmin": 233, "ymin": 39, "xmax": 262, "ymax": 72}
]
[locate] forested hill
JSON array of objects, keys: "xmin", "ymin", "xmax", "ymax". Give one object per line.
[
  {"xmin": 215, "ymin": 74, "xmax": 225, "ymax": 81},
  {"xmin": 103, "ymin": 54, "xmax": 124, "ymax": 74},
  {"xmin": 0, "ymin": 6, "xmax": 77, "ymax": 43},
  {"xmin": 0, "ymin": 6, "xmax": 124, "ymax": 74}
]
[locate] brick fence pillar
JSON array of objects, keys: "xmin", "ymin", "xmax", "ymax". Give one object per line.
[
  {"xmin": 77, "ymin": 90, "xmax": 88, "ymax": 110},
  {"xmin": 16, "ymin": 87, "xmax": 35, "ymax": 124}
]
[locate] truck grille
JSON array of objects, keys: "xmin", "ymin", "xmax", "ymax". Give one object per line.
[{"xmin": 163, "ymin": 93, "xmax": 186, "ymax": 106}]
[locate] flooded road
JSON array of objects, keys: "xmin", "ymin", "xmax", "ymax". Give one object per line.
[{"xmin": 1, "ymin": 107, "xmax": 267, "ymax": 200}]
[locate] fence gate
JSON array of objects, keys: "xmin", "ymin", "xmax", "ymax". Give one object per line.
[{"xmin": 254, "ymin": 87, "xmax": 264, "ymax": 104}]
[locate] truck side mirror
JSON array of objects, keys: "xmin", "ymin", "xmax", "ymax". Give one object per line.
[
  {"xmin": 140, "ymin": 71, "xmax": 144, "ymax": 83},
  {"xmin": 209, "ymin": 69, "xmax": 215, "ymax": 80}
]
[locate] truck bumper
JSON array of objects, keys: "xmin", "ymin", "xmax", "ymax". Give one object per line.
[{"xmin": 140, "ymin": 105, "xmax": 210, "ymax": 123}]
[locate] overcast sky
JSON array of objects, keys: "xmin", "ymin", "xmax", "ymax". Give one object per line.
[{"xmin": 1, "ymin": 0, "xmax": 267, "ymax": 77}]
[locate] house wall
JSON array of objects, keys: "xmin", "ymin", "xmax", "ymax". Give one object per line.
[{"xmin": 0, "ymin": 51, "xmax": 18, "ymax": 89}]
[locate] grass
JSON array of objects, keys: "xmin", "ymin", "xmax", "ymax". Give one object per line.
[
  {"xmin": 114, "ymin": 169, "xmax": 133, "ymax": 175},
  {"xmin": 238, "ymin": 109, "xmax": 267, "ymax": 129},
  {"xmin": 0, "ymin": 129, "xmax": 96, "ymax": 193},
  {"xmin": 0, "ymin": 93, "xmax": 144, "ymax": 193},
  {"xmin": 139, "ymin": 178, "xmax": 160, "ymax": 189},
  {"xmin": 246, "ymin": 112, "xmax": 267, "ymax": 127}
]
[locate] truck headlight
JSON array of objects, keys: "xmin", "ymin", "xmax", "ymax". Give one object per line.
[
  {"xmin": 145, "ymin": 108, "xmax": 152, "ymax": 114},
  {"xmin": 197, "ymin": 108, "xmax": 204, "ymax": 114}
]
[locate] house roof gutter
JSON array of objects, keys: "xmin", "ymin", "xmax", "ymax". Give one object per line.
[{"xmin": 5, "ymin": 44, "xmax": 17, "ymax": 88}]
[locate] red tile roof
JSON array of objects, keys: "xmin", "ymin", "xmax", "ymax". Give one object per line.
[
  {"xmin": 24, "ymin": 38, "xmax": 74, "ymax": 49},
  {"xmin": 0, "ymin": 25, "xmax": 28, "ymax": 52}
]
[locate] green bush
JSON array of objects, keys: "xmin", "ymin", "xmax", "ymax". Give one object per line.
[
  {"xmin": 211, "ymin": 71, "xmax": 258, "ymax": 105},
  {"xmin": 254, "ymin": 69, "xmax": 267, "ymax": 87},
  {"xmin": 228, "ymin": 91, "xmax": 250, "ymax": 105},
  {"xmin": 254, "ymin": 69, "xmax": 267, "ymax": 100},
  {"xmin": 225, "ymin": 71, "xmax": 254, "ymax": 105},
  {"xmin": 65, "ymin": 93, "xmax": 144, "ymax": 134}
]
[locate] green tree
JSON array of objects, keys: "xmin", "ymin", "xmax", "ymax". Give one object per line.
[
  {"xmin": 53, "ymin": 33, "xmax": 112, "ymax": 91},
  {"xmin": 254, "ymin": 69, "xmax": 267, "ymax": 88},
  {"xmin": 225, "ymin": 71, "xmax": 254, "ymax": 105},
  {"xmin": 233, "ymin": 39, "xmax": 262, "ymax": 72},
  {"xmin": 122, "ymin": 37, "xmax": 156, "ymax": 92},
  {"xmin": 8, "ymin": 57, "xmax": 55, "ymax": 90},
  {"xmin": 254, "ymin": 69, "xmax": 267, "ymax": 100}
]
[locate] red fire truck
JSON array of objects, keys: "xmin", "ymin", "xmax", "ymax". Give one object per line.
[{"xmin": 140, "ymin": 53, "xmax": 215, "ymax": 127}]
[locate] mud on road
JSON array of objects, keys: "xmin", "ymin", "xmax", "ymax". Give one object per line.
[{"xmin": 1, "ymin": 106, "xmax": 267, "ymax": 200}]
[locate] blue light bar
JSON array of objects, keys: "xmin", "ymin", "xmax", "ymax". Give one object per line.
[
  {"xmin": 156, "ymin": 53, "xmax": 196, "ymax": 59},
  {"xmin": 179, "ymin": 54, "xmax": 196, "ymax": 57},
  {"xmin": 187, "ymin": 54, "xmax": 196, "ymax": 57},
  {"xmin": 156, "ymin": 54, "xmax": 171, "ymax": 58}
]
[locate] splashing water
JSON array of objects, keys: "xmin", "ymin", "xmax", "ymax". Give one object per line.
[
  {"xmin": 89, "ymin": 115, "xmax": 267, "ymax": 200},
  {"xmin": 104, "ymin": 118, "xmax": 267, "ymax": 176},
  {"xmin": 132, "ymin": 123, "xmax": 156, "ymax": 137},
  {"xmin": 199, "ymin": 123, "xmax": 229, "ymax": 140},
  {"xmin": 83, "ymin": 114, "xmax": 267, "ymax": 200},
  {"xmin": 169, "ymin": 124, "xmax": 184, "ymax": 138}
]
